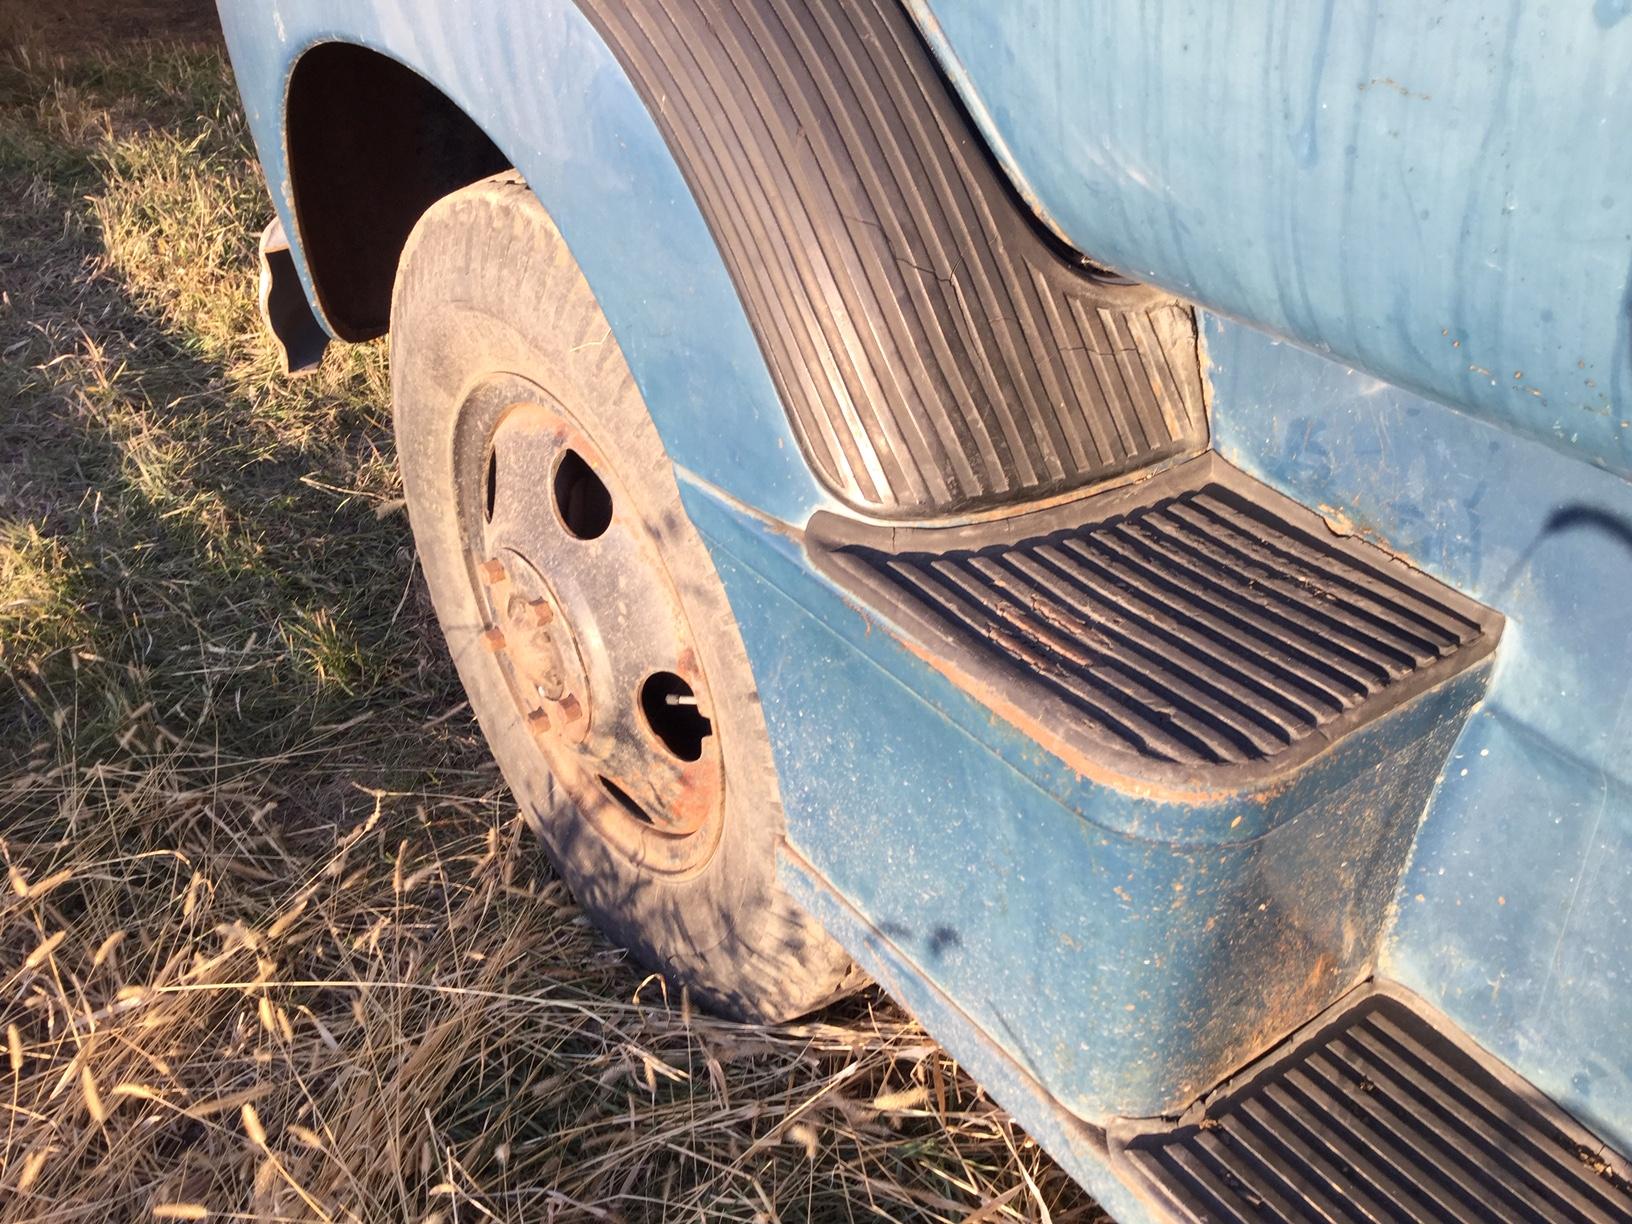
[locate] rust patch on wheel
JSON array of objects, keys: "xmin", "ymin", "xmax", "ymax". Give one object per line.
[{"xmin": 459, "ymin": 384, "xmax": 725, "ymax": 873}]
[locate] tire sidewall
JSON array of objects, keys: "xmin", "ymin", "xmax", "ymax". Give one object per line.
[{"xmin": 389, "ymin": 177, "xmax": 848, "ymax": 1019}]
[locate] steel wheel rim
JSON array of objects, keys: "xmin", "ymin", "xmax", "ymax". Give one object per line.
[{"xmin": 453, "ymin": 373, "xmax": 725, "ymax": 875}]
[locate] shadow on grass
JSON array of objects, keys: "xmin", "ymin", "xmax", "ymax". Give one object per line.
[
  {"xmin": 0, "ymin": 46, "xmax": 462, "ymax": 783},
  {"xmin": 0, "ymin": 37, "xmax": 1101, "ymax": 1224}
]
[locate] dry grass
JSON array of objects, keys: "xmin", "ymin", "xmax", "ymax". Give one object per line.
[{"xmin": 0, "ymin": 24, "xmax": 1100, "ymax": 1224}]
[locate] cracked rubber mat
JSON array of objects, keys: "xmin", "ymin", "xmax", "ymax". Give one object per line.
[
  {"xmin": 808, "ymin": 454, "xmax": 1501, "ymax": 789},
  {"xmin": 579, "ymin": 0, "xmax": 1207, "ymax": 516},
  {"xmin": 1109, "ymin": 985, "xmax": 1632, "ymax": 1223}
]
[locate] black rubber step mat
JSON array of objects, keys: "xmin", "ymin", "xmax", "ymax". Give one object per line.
[
  {"xmin": 578, "ymin": 0, "xmax": 1207, "ymax": 517},
  {"xmin": 807, "ymin": 454, "xmax": 1501, "ymax": 789},
  {"xmin": 1107, "ymin": 983, "xmax": 1632, "ymax": 1223}
]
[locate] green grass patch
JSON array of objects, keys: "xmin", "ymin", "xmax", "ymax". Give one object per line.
[{"xmin": 0, "ymin": 33, "xmax": 1095, "ymax": 1224}]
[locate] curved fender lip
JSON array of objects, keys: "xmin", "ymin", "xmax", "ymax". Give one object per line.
[
  {"xmin": 218, "ymin": 0, "xmax": 836, "ymax": 525},
  {"xmin": 257, "ymin": 215, "xmax": 329, "ymax": 376}
]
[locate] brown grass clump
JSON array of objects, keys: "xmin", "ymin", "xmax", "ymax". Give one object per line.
[{"xmin": 0, "ymin": 22, "xmax": 1101, "ymax": 1224}]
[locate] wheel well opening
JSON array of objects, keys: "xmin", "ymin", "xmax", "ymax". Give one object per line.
[{"xmin": 285, "ymin": 43, "xmax": 510, "ymax": 342}]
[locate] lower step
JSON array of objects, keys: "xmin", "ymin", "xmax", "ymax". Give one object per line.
[
  {"xmin": 1108, "ymin": 983, "xmax": 1632, "ymax": 1224},
  {"xmin": 808, "ymin": 452, "xmax": 1501, "ymax": 794}
]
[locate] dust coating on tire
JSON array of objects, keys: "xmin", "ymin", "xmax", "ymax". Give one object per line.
[{"xmin": 389, "ymin": 173, "xmax": 857, "ymax": 1022}]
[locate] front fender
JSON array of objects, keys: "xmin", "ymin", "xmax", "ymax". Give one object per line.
[{"xmin": 218, "ymin": 0, "xmax": 833, "ymax": 525}]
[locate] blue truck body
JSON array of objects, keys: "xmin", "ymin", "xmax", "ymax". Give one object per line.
[{"xmin": 217, "ymin": 2, "xmax": 1632, "ymax": 1215}]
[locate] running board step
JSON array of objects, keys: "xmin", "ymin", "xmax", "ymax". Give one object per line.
[
  {"xmin": 807, "ymin": 452, "xmax": 1501, "ymax": 794},
  {"xmin": 1107, "ymin": 983, "xmax": 1632, "ymax": 1223}
]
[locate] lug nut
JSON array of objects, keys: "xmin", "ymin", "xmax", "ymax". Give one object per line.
[
  {"xmin": 526, "ymin": 598, "xmax": 554, "ymax": 626},
  {"xmin": 479, "ymin": 558, "xmax": 507, "ymax": 585},
  {"xmin": 557, "ymin": 693, "xmax": 583, "ymax": 723},
  {"xmin": 526, "ymin": 708, "xmax": 551, "ymax": 735},
  {"xmin": 482, "ymin": 627, "xmax": 506, "ymax": 652}
]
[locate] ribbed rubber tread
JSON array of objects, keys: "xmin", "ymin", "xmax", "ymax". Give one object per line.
[
  {"xmin": 579, "ymin": 0, "xmax": 1207, "ymax": 517},
  {"xmin": 807, "ymin": 455, "xmax": 1500, "ymax": 786},
  {"xmin": 1113, "ymin": 990, "xmax": 1632, "ymax": 1223}
]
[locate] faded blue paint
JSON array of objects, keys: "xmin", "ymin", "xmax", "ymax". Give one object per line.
[
  {"xmin": 920, "ymin": 0, "xmax": 1632, "ymax": 480},
  {"xmin": 218, "ymin": 0, "xmax": 1632, "ymax": 1213},
  {"xmin": 684, "ymin": 473, "xmax": 1490, "ymax": 1123},
  {"xmin": 920, "ymin": 5, "xmax": 1632, "ymax": 1147},
  {"xmin": 778, "ymin": 846, "xmax": 1166, "ymax": 1224},
  {"xmin": 218, "ymin": 0, "xmax": 833, "ymax": 527},
  {"xmin": 1207, "ymin": 316, "xmax": 1632, "ymax": 1148},
  {"xmin": 1597, "ymin": 0, "xmax": 1632, "ymax": 30}
]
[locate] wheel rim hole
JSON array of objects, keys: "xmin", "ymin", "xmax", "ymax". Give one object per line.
[
  {"xmin": 639, "ymin": 672, "xmax": 712, "ymax": 762},
  {"xmin": 553, "ymin": 449, "xmax": 613, "ymax": 540},
  {"xmin": 599, "ymin": 775, "xmax": 654, "ymax": 826},
  {"xmin": 483, "ymin": 445, "xmax": 498, "ymax": 523}
]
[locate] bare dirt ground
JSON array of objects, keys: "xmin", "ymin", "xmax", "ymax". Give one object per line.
[{"xmin": 0, "ymin": 3, "xmax": 1101, "ymax": 1221}]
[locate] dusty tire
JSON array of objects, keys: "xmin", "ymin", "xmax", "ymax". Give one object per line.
[{"xmin": 389, "ymin": 175, "xmax": 855, "ymax": 1021}]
